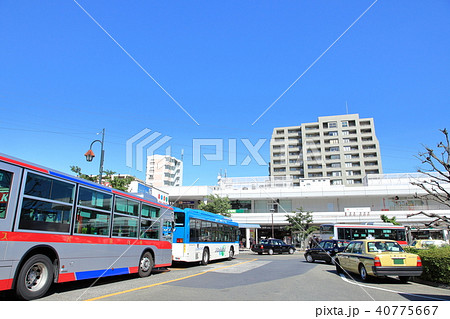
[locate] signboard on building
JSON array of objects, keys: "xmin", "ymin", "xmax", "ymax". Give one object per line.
[
  {"xmin": 344, "ymin": 207, "xmax": 371, "ymax": 216},
  {"xmin": 128, "ymin": 181, "xmax": 169, "ymax": 205}
]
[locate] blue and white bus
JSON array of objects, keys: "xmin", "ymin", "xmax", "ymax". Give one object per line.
[{"xmin": 172, "ymin": 208, "xmax": 239, "ymax": 265}]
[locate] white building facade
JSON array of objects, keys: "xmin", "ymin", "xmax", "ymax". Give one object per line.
[
  {"xmin": 146, "ymin": 155, "xmax": 183, "ymax": 187},
  {"xmin": 162, "ymin": 173, "xmax": 450, "ymax": 247},
  {"xmin": 270, "ymin": 114, "xmax": 382, "ymax": 186}
]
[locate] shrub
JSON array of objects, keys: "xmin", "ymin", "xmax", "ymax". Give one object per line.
[{"xmin": 405, "ymin": 246, "xmax": 450, "ymax": 284}]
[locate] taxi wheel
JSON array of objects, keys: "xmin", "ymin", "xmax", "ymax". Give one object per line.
[
  {"xmin": 288, "ymin": 248, "xmax": 295, "ymax": 254},
  {"xmin": 359, "ymin": 264, "xmax": 369, "ymax": 282},
  {"xmin": 335, "ymin": 259, "xmax": 343, "ymax": 274},
  {"xmin": 399, "ymin": 276, "xmax": 410, "ymax": 283},
  {"xmin": 268, "ymin": 249, "xmax": 274, "ymax": 255}
]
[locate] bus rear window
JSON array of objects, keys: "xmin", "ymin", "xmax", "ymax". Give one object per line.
[
  {"xmin": 0, "ymin": 170, "xmax": 13, "ymax": 219},
  {"xmin": 175, "ymin": 212, "xmax": 185, "ymax": 227}
]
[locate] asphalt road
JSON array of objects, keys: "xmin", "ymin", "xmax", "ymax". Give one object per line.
[
  {"xmin": 2, "ymin": 250, "xmax": 450, "ymax": 302},
  {"xmin": 40, "ymin": 251, "xmax": 450, "ymax": 302}
]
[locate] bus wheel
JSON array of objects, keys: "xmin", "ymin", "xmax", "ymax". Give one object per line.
[
  {"xmin": 16, "ymin": 254, "xmax": 53, "ymax": 300},
  {"xmin": 201, "ymin": 248, "xmax": 210, "ymax": 265},
  {"xmin": 138, "ymin": 252, "xmax": 154, "ymax": 277},
  {"xmin": 228, "ymin": 247, "xmax": 234, "ymax": 261}
]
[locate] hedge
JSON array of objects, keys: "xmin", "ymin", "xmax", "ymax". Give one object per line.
[{"xmin": 405, "ymin": 246, "xmax": 450, "ymax": 285}]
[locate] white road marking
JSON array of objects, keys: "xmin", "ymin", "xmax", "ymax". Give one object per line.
[
  {"xmin": 339, "ymin": 274, "xmax": 448, "ymax": 301},
  {"xmin": 212, "ymin": 261, "xmax": 271, "ymax": 274}
]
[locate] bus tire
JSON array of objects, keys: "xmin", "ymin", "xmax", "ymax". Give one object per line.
[
  {"xmin": 228, "ymin": 247, "xmax": 234, "ymax": 261},
  {"xmin": 201, "ymin": 248, "xmax": 210, "ymax": 265},
  {"xmin": 15, "ymin": 254, "xmax": 54, "ymax": 300},
  {"xmin": 138, "ymin": 252, "xmax": 154, "ymax": 277}
]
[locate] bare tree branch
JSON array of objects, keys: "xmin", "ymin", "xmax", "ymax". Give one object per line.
[{"xmin": 410, "ymin": 129, "xmax": 450, "ymax": 226}]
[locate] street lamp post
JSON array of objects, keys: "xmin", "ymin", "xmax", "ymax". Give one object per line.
[
  {"xmin": 270, "ymin": 208, "xmax": 275, "ymax": 238},
  {"xmin": 84, "ymin": 128, "xmax": 105, "ymax": 185}
]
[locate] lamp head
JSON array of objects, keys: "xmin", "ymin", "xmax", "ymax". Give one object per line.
[{"xmin": 85, "ymin": 149, "xmax": 95, "ymax": 162}]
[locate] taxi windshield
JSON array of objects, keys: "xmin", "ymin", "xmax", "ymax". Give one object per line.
[{"xmin": 367, "ymin": 241, "xmax": 404, "ymax": 253}]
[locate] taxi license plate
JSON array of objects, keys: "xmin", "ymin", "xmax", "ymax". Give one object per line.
[{"xmin": 393, "ymin": 259, "xmax": 404, "ymax": 265}]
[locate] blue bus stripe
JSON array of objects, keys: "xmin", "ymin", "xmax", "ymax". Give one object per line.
[
  {"xmin": 75, "ymin": 267, "xmax": 130, "ymax": 280},
  {"xmin": 49, "ymin": 171, "xmax": 112, "ymax": 192}
]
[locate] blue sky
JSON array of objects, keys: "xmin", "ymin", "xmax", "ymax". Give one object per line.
[{"xmin": 1, "ymin": 0, "xmax": 449, "ymax": 186}]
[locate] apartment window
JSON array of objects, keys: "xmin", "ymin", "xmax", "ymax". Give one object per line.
[
  {"xmin": 328, "ymin": 131, "xmax": 338, "ymax": 136},
  {"xmin": 342, "ymin": 130, "xmax": 349, "ymax": 136},
  {"xmin": 331, "ymin": 180, "xmax": 343, "ymax": 185},
  {"xmin": 331, "ymin": 171, "xmax": 342, "ymax": 177},
  {"xmin": 328, "ymin": 121, "xmax": 337, "ymax": 128},
  {"xmin": 341, "ymin": 121, "xmax": 348, "ymax": 127},
  {"xmin": 330, "ymin": 139, "xmax": 339, "ymax": 144},
  {"xmin": 276, "ymin": 130, "xmax": 284, "ymax": 134}
]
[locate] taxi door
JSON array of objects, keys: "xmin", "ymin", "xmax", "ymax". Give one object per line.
[
  {"xmin": 347, "ymin": 242, "xmax": 363, "ymax": 273},
  {"xmin": 338, "ymin": 242, "xmax": 355, "ymax": 270}
]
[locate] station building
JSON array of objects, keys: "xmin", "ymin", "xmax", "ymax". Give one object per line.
[{"xmin": 161, "ymin": 173, "xmax": 450, "ymax": 248}]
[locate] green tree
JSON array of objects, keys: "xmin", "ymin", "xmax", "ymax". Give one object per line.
[
  {"xmin": 109, "ymin": 175, "xmax": 135, "ymax": 192},
  {"xmin": 70, "ymin": 166, "xmax": 96, "ymax": 182},
  {"xmin": 198, "ymin": 194, "xmax": 232, "ymax": 217},
  {"xmin": 70, "ymin": 166, "xmax": 134, "ymax": 191},
  {"xmin": 285, "ymin": 208, "xmax": 318, "ymax": 241},
  {"xmin": 380, "ymin": 214, "xmax": 401, "ymax": 225}
]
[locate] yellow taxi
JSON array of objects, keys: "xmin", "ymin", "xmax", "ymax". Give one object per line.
[
  {"xmin": 410, "ymin": 239, "xmax": 448, "ymax": 249},
  {"xmin": 335, "ymin": 239, "xmax": 422, "ymax": 283}
]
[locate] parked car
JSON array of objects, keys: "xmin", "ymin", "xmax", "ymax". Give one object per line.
[
  {"xmin": 410, "ymin": 239, "xmax": 448, "ymax": 249},
  {"xmin": 251, "ymin": 238, "xmax": 295, "ymax": 255},
  {"xmin": 334, "ymin": 239, "xmax": 422, "ymax": 283},
  {"xmin": 304, "ymin": 240, "xmax": 348, "ymax": 264}
]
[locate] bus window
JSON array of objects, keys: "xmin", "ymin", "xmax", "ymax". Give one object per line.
[
  {"xmin": 397, "ymin": 230, "xmax": 406, "ymax": 241},
  {"xmin": 352, "ymin": 228, "xmax": 368, "ymax": 239},
  {"xmin": 174, "ymin": 211, "xmax": 185, "ymax": 227},
  {"xmin": 25, "ymin": 173, "xmax": 74, "ymax": 203},
  {"xmin": 19, "ymin": 199, "xmax": 72, "ymax": 232},
  {"xmin": 338, "ymin": 228, "xmax": 352, "ymax": 240},
  {"xmin": 78, "ymin": 187, "xmax": 112, "ymax": 211},
  {"xmin": 142, "ymin": 205, "xmax": 160, "ymax": 219},
  {"xmin": 74, "ymin": 208, "xmax": 110, "ymax": 236},
  {"xmin": 0, "ymin": 170, "xmax": 12, "ymax": 219},
  {"xmin": 19, "ymin": 173, "xmax": 75, "ymax": 233},
  {"xmin": 140, "ymin": 219, "xmax": 160, "ymax": 239}
]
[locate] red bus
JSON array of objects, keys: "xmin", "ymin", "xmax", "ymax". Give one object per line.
[{"xmin": 0, "ymin": 153, "xmax": 174, "ymax": 300}]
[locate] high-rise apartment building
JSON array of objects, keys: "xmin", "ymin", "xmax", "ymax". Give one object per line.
[
  {"xmin": 270, "ymin": 114, "xmax": 382, "ymax": 186},
  {"xmin": 146, "ymin": 155, "xmax": 183, "ymax": 187}
]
